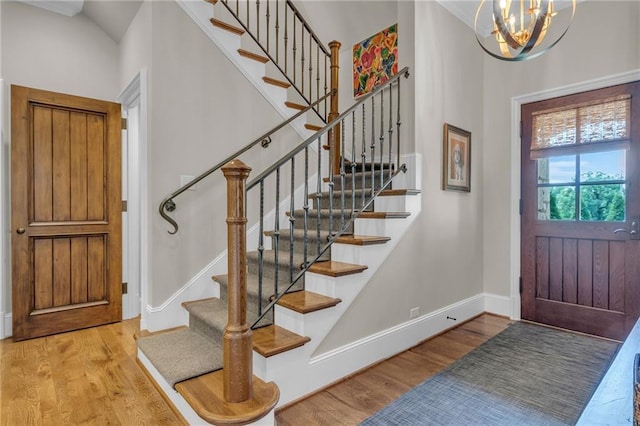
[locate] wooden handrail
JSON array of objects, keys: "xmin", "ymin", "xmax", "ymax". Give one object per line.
[{"xmin": 221, "ymin": 159, "xmax": 253, "ymax": 403}]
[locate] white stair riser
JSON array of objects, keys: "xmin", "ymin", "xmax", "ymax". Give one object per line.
[
  {"xmin": 374, "ymin": 193, "xmax": 420, "ymax": 212},
  {"xmin": 329, "ymin": 242, "xmax": 388, "ymax": 267},
  {"xmin": 353, "ymin": 216, "xmax": 410, "ymax": 238}
]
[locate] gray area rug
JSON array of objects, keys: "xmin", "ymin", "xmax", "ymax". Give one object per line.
[{"xmin": 362, "ymin": 322, "xmax": 619, "ymax": 426}]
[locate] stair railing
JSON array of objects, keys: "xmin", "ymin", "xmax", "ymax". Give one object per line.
[
  {"xmin": 158, "ymin": 90, "xmax": 334, "ymax": 235},
  {"xmin": 243, "ymin": 67, "xmax": 411, "ymax": 328},
  {"xmin": 213, "ymin": 0, "xmax": 339, "ymax": 125}
]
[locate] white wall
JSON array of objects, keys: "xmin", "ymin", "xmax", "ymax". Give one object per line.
[
  {"xmin": 482, "ymin": 1, "xmax": 640, "ymax": 303},
  {"xmin": 146, "ymin": 0, "xmax": 302, "ymax": 305},
  {"xmin": 316, "ymin": 1, "xmax": 485, "ymax": 352},
  {"xmin": 1, "ymin": 1, "xmax": 120, "ymax": 101}
]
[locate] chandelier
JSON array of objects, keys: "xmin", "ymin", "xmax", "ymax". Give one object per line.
[{"xmin": 474, "ymin": 0, "xmax": 576, "ymax": 61}]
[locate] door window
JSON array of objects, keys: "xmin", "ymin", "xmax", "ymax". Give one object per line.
[{"xmin": 533, "ymin": 96, "xmax": 630, "ymax": 222}]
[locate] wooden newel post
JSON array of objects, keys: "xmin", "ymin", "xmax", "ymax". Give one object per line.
[
  {"xmin": 328, "ymin": 40, "xmax": 341, "ymax": 176},
  {"xmin": 221, "ymin": 159, "xmax": 253, "ymax": 403}
]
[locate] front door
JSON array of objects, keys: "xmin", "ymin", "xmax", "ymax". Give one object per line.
[
  {"xmin": 11, "ymin": 85, "xmax": 122, "ymax": 341},
  {"xmin": 521, "ymin": 81, "xmax": 640, "ymax": 341}
]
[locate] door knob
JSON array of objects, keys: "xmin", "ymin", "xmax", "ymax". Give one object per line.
[{"xmin": 16, "ymin": 227, "xmax": 25, "ymax": 234}]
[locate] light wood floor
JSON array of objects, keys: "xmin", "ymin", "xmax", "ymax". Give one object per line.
[{"xmin": 0, "ymin": 314, "xmax": 511, "ymax": 425}]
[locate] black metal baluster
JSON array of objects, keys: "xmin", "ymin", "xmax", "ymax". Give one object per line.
[
  {"xmin": 274, "ymin": 167, "xmax": 280, "ymax": 298},
  {"xmin": 397, "ymin": 77, "xmax": 402, "ymax": 173},
  {"xmin": 361, "ymin": 104, "xmax": 367, "ymax": 209},
  {"xmin": 275, "ymin": 0, "xmax": 279, "ymax": 62},
  {"xmin": 340, "ymin": 118, "xmax": 346, "ymax": 232},
  {"xmin": 351, "ymin": 110, "xmax": 356, "ymax": 215},
  {"xmin": 258, "ymin": 181, "xmax": 265, "ymax": 316},
  {"xmin": 301, "ymin": 25, "xmax": 305, "ymax": 96},
  {"xmin": 284, "ymin": 6, "xmax": 288, "ymax": 74},
  {"xmin": 379, "ymin": 89, "xmax": 385, "ymax": 190},
  {"xmin": 293, "ymin": 18, "xmax": 297, "ymax": 85},
  {"xmin": 388, "ymin": 84, "xmax": 394, "ymax": 181},
  {"xmin": 289, "ymin": 157, "xmax": 295, "ymax": 285},
  {"xmin": 316, "ymin": 138, "xmax": 322, "ymax": 256},
  {"xmin": 256, "ymin": 0, "xmax": 260, "ymax": 42},
  {"xmin": 303, "ymin": 146, "xmax": 310, "ymax": 269},
  {"xmin": 370, "ymin": 96, "xmax": 376, "ymax": 199}
]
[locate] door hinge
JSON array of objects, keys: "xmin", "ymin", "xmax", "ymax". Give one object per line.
[
  {"xmin": 121, "ymin": 117, "xmax": 128, "ymax": 130},
  {"xmin": 519, "ymin": 198, "xmax": 523, "ymax": 215},
  {"xmin": 122, "ymin": 282, "xmax": 128, "ymax": 294},
  {"xmin": 519, "ymin": 277, "xmax": 523, "ymax": 294},
  {"xmin": 122, "ymin": 200, "xmax": 128, "ymax": 212},
  {"xmin": 519, "ymin": 121, "xmax": 523, "ymax": 139}
]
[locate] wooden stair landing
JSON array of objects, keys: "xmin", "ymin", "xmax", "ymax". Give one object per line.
[{"xmin": 176, "ymin": 371, "xmax": 279, "ymax": 425}]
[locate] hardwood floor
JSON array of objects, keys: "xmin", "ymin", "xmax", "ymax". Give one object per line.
[
  {"xmin": 0, "ymin": 318, "xmax": 183, "ymax": 425},
  {"xmin": 0, "ymin": 314, "xmax": 511, "ymax": 425},
  {"xmin": 275, "ymin": 314, "xmax": 513, "ymax": 425}
]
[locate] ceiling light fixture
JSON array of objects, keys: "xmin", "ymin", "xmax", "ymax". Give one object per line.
[{"xmin": 474, "ymin": 0, "xmax": 576, "ymax": 61}]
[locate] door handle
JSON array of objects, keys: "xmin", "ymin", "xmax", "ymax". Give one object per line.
[
  {"xmin": 614, "ymin": 219, "xmax": 639, "ymax": 240},
  {"xmin": 16, "ymin": 227, "xmax": 25, "ymax": 234}
]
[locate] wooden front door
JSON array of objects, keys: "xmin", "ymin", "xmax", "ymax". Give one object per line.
[
  {"xmin": 11, "ymin": 85, "xmax": 122, "ymax": 341},
  {"xmin": 521, "ymin": 81, "xmax": 640, "ymax": 341}
]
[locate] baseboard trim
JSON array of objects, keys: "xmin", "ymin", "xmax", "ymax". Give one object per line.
[
  {"xmin": 303, "ymin": 294, "xmax": 485, "ymax": 401},
  {"xmin": 2, "ymin": 313, "xmax": 11, "ymax": 339},
  {"xmin": 483, "ymin": 292, "xmax": 511, "ymax": 318}
]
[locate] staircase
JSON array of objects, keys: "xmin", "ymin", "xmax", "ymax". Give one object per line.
[
  {"xmin": 137, "ymin": 0, "xmax": 418, "ymax": 424},
  {"xmin": 138, "ymin": 162, "xmax": 420, "ymax": 423}
]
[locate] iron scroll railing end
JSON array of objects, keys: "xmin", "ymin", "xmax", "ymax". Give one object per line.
[{"xmin": 160, "ymin": 198, "xmax": 179, "ymax": 235}]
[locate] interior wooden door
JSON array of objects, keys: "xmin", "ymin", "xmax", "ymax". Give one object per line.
[
  {"xmin": 521, "ymin": 81, "xmax": 640, "ymax": 341},
  {"xmin": 11, "ymin": 85, "xmax": 122, "ymax": 341}
]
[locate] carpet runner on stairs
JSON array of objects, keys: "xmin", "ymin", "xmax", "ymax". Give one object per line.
[{"xmin": 136, "ymin": 162, "xmax": 394, "ymax": 390}]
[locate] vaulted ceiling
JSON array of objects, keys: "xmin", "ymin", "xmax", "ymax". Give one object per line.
[{"xmin": 16, "ymin": 0, "xmax": 143, "ymax": 43}]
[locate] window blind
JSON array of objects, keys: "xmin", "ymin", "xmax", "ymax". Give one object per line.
[{"xmin": 532, "ymin": 95, "xmax": 631, "ymax": 151}]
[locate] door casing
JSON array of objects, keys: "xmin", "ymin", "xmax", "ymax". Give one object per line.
[{"xmin": 510, "ymin": 70, "xmax": 640, "ymax": 322}]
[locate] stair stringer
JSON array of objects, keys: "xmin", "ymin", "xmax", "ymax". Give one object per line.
[
  {"xmin": 175, "ymin": 0, "xmax": 319, "ymax": 141},
  {"xmin": 253, "ymin": 193, "xmax": 422, "ymax": 406}
]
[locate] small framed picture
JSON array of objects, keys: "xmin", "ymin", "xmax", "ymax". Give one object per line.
[{"xmin": 442, "ymin": 123, "xmax": 471, "ymax": 192}]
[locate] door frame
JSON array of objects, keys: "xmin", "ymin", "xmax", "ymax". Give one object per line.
[
  {"xmin": 0, "ymin": 79, "xmax": 7, "ymax": 338},
  {"xmin": 510, "ymin": 69, "xmax": 640, "ymax": 322},
  {"xmin": 118, "ymin": 70, "xmax": 149, "ymax": 323}
]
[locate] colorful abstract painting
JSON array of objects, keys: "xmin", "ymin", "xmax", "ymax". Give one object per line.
[{"xmin": 353, "ymin": 24, "xmax": 398, "ymax": 98}]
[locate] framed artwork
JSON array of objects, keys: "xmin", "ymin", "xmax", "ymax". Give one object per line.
[
  {"xmin": 353, "ymin": 23, "xmax": 398, "ymax": 98},
  {"xmin": 442, "ymin": 123, "xmax": 471, "ymax": 192}
]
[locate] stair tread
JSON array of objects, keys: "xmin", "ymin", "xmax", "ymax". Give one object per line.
[
  {"xmin": 323, "ymin": 169, "xmax": 393, "ymax": 183},
  {"xmin": 358, "ymin": 211, "xmax": 411, "ymax": 219},
  {"xmin": 305, "ymin": 123, "xmax": 322, "ymax": 131},
  {"xmin": 238, "ymin": 48, "xmax": 269, "ymax": 63},
  {"xmin": 247, "ymin": 248, "xmax": 306, "ymax": 266},
  {"xmin": 285, "ymin": 101, "xmax": 307, "ymax": 111},
  {"xmin": 334, "ymin": 235, "xmax": 391, "ymax": 246},
  {"xmin": 210, "ymin": 18, "xmax": 245, "ymax": 36},
  {"xmin": 175, "ymin": 370, "xmax": 279, "ymax": 425},
  {"xmin": 137, "ymin": 329, "xmax": 223, "ymax": 387},
  {"xmin": 252, "ymin": 325, "xmax": 311, "ymax": 358},
  {"xmin": 277, "ymin": 291, "xmax": 341, "ymax": 314},
  {"xmin": 308, "ymin": 260, "xmax": 367, "ymax": 277},
  {"xmin": 263, "ymin": 76, "xmax": 291, "ymax": 88},
  {"xmin": 309, "ymin": 188, "xmax": 420, "ymax": 199}
]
